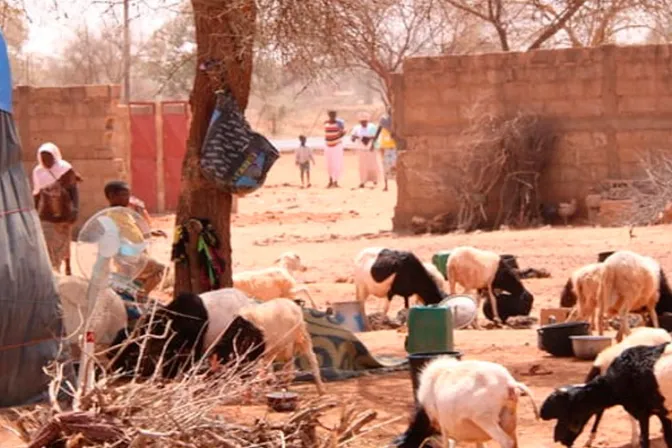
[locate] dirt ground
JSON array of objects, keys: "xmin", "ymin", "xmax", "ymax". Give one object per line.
[{"xmin": 4, "ymin": 151, "xmax": 672, "ymax": 447}]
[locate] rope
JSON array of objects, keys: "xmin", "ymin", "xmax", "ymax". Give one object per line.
[
  {"xmin": 0, "ymin": 207, "xmax": 32, "ymax": 219},
  {"xmin": 0, "ymin": 335, "xmax": 59, "ymax": 353}
]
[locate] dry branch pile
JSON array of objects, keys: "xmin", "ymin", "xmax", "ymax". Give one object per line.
[
  {"xmin": 451, "ymin": 102, "xmax": 557, "ymax": 231},
  {"xmin": 627, "ymin": 150, "xmax": 672, "ymax": 226},
  {"xmin": 9, "ymin": 354, "xmax": 378, "ymax": 447}
]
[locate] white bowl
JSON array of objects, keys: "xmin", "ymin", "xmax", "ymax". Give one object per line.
[{"xmin": 440, "ymin": 295, "xmax": 478, "ymax": 329}]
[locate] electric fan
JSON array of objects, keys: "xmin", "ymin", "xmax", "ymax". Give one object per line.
[{"xmin": 73, "ymin": 206, "xmax": 152, "ymax": 397}]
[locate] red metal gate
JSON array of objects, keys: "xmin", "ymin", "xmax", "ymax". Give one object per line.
[
  {"xmin": 129, "ymin": 103, "xmax": 158, "ymax": 212},
  {"xmin": 161, "ymin": 101, "xmax": 189, "ymax": 211}
]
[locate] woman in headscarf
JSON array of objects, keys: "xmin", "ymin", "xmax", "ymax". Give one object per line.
[
  {"xmin": 371, "ymin": 111, "xmax": 397, "ymax": 191},
  {"xmin": 350, "ymin": 112, "xmax": 380, "ymax": 188},
  {"xmin": 32, "ymin": 142, "xmax": 81, "ymax": 275}
]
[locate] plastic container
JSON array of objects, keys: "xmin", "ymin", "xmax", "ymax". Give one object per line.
[
  {"xmin": 405, "ymin": 305, "xmax": 454, "ymax": 354},
  {"xmin": 408, "ymin": 351, "xmax": 463, "ymax": 402},
  {"xmin": 431, "ymin": 250, "xmax": 452, "ymax": 279},
  {"xmin": 537, "ymin": 321, "xmax": 590, "ymax": 357}
]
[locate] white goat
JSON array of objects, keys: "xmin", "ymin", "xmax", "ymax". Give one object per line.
[
  {"xmin": 562, "ymin": 263, "xmax": 604, "ymax": 330},
  {"xmin": 597, "ymin": 250, "xmax": 661, "ymax": 341},
  {"xmin": 446, "ymin": 246, "xmax": 503, "ymax": 327},
  {"xmin": 396, "ymin": 356, "xmax": 538, "ymax": 447},
  {"xmin": 233, "ymin": 253, "xmax": 315, "ymax": 307},
  {"xmin": 583, "ymin": 327, "xmax": 672, "ymax": 447},
  {"xmin": 231, "ymin": 298, "xmax": 325, "ymax": 394},
  {"xmin": 354, "ymin": 247, "xmax": 446, "ymax": 314},
  {"xmin": 56, "ymin": 274, "xmax": 128, "ymax": 358}
]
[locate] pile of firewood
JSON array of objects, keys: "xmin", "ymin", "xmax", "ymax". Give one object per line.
[{"xmin": 8, "ymin": 353, "xmax": 379, "ymax": 447}]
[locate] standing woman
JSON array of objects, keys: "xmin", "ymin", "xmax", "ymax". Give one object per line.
[
  {"xmin": 350, "ymin": 112, "xmax": 379, "ymax": 188},
  {"xmin": 32, "ymin": 142, "xmax": 81, "ymax": 275}
]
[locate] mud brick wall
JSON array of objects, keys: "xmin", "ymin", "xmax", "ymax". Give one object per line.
[
  {"xmin": 13, "ymin": 85, "xmax": 129, "ymax": 231},
  {"xmin": 391, "ymin": 44, "xmax": 672, "ymax": 231}
]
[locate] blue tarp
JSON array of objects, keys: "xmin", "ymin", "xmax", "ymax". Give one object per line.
[
  {"xmin": 0, "ymin": 30, "xmax": 72, "ymax": 408},
  {"xmin": 0, "ymin": 31, "xmax": 11, "ymax": 113}
]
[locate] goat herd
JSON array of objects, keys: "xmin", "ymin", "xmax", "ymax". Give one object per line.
[{"xmin": 56, "ymin": 244, "xmax": 672, "ymax": 448}]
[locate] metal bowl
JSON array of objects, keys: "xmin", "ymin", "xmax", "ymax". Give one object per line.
[
  {"xmin": 266, "ymin": 391, "xmax": 299, "ymax": 412},
  {"xmin": 570, "ymin": 335, "xmax": 612, "ymax": 360}
]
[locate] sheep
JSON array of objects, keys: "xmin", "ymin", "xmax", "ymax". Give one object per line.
[
  {"xmin": 233, "ymin": 266, "xmax": 316, "ymax": 308},
  {"xmin": 394, "ymin": 356, "xmax": 539, "ymax": 448},
  {"xmin": 214, "ymin": 298, "xmax": 325, "ymax": 395},
  {"xmin": 108, "ymin": 288, "xmax": 253, "ymax": 378},
  {"xmin": 354, "ymin": 247, "xmax": 447, "ymax": 316},
  {"xmin": 582, "ymin": 327, "xmax": 672, "ymax": 447},
  {"xmin": 274, "ymin": 251, "xmax": 307, "ymax": 273},
  {"xmin": 541, "ymin": 342, "xmax": 672, "ymax": 448},
  {"xmin": 560, "ymin": 263, "xmax": 604, "ymax": 330},
  {"xmin": 56, "ymin": 274, "xmax": 128, "ymax": 359},
  {"xmin": 596, "ymin": 250, "xmax": 662, "ymax": 341},
  {"xmin": 446, "ymin": 246, "xmax": 533, "ymax": 329}
]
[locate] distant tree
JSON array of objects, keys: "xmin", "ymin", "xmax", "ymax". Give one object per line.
[
  {"xmin": 440, "ymin": 0, "xmax": 671, "ymax": 50},
  {"xmin": 0, "ymin": 1, "xmax": 29, "ymax": 83},
  {"xmin": 139, "ymin": 1, "xmax": 195, "ymax": 99},
  {"xmin": 320, "ymin": 0, "xmax": 479, "ymax": 106}
]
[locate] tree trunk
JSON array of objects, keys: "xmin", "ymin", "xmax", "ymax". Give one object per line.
[{"xmin": 173, "ymin": 0, "xmax": 256, "ymax": 297}]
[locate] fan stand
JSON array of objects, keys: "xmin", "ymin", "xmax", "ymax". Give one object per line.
[{"xmin": 75, "ymin": 255, "xmax": 111, "ymax": 407}]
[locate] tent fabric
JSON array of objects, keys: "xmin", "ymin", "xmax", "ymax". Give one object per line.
[
  {"xmin": 0, "ymin": 62, "xmax": 72, "ymax": 405},
  {"xmin": 0, "ymin": 31, "xmax": 11, "ymax": 113}
]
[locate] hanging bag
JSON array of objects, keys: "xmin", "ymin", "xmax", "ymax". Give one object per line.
[
  {"xmin": 199, "ymin": 89, "xmax": 280, "ymax": 196},
  {"xmin": 37, "ymin": 171, "xmax": 73, "ymax": 222}
]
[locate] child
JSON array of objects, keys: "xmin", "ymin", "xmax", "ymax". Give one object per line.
[
  {"xmin": 295, "ymin": 135, "xmax": 315, "ymax": 188},
  {"xmin": 103, "ymin": 180, "xmax": 167, "ymax": 298}
]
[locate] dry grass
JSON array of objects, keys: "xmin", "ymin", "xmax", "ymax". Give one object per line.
[{"xmin": 4, "ymin": 303, "xmax": 380, "ymax": 448}]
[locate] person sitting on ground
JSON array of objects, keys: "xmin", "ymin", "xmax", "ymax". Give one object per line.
[
  {"xmin": 295, "ymin": 135, "xmax": 315, "ymax": 188},
  {"xmin": 103, "ymin": 180, "xmax": 167, "ymax": 298}
]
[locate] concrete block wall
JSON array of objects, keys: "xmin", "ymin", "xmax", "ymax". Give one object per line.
[
  {"xmin": 13, "ymin": 85, "xmax": 129, "ymax": 231},
  {"xmin": 391, "ymin": 44, "xmax": 672, "ymax": 230}
]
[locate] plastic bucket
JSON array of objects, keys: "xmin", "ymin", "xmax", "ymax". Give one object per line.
[{"xmin": 408, "ymin": 351, "xmax": 463, "ymax": 402}]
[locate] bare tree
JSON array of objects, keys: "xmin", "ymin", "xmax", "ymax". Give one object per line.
[
  {"xmin": 441, "ymin": 0, "xmax": 671, "ymax": 50},
  {"xmin": 139, "ymin": 1, "xmax": 195, "ymax": 99},
  {"xmin": 314, "ymin": 0, "xmax": 479, "ymax": 105}
]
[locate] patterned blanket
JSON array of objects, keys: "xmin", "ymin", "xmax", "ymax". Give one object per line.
[{"xmin": 294, "ymin": 308, "xmax": 408, "ymax": 382}]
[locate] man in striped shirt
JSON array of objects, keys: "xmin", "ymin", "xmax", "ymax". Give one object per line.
[{"xmin": 324, "ymin": 110, "xmax": 345, "ymax": 188}]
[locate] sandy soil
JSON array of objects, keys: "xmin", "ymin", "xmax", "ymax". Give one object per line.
[{"xmin": 4, "ymin": 151, "xmax": 672, "ymax": 447}]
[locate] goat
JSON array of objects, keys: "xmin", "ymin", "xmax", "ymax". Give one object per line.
[
  {"xmin": 354, "ymin": 247, "xmax": 447, "ymax": 315},
  {"xmin": 541, "ymin": 342, "xmax": 672, "ymax": 448},
  {"xmin": 395, "ymin": 356, "xmax": 538, "ymax": 447}
]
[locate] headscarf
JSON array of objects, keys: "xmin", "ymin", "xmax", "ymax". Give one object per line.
[{"xmin": 31, "ymin": 142, "xmax": 72, "ymax": 195}]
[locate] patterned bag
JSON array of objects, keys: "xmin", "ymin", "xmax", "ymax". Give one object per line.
[{"xmin": 200, "ymin": 89, "xmax": 280, "ymax": 195}]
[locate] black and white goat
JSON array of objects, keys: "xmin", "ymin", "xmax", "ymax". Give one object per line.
[
  {"xmin": 108, "ymin": 288, "xmax": 252, "ymax": 378},
  {"xmin": 214, "ymin": 298, "xmax": 325, "ymax": 394},
  {"xmin": 447, "ymin": 246, "xmax": 534, "ymax": 328},
  {"xmin": 541, "ymin": 342, "xmax": 672, "ymax": 448},
  {"xmin": 581, "ymin": 327, "xmax": 672, "ymax": 447},
  {"xmin": 354, "ymin": 247, "xmax": 447, "ymax": 315}
]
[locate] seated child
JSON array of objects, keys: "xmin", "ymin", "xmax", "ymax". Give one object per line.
[{"xmin": 103, "ymin": 180, "xmax": 167, "ymax": 298}]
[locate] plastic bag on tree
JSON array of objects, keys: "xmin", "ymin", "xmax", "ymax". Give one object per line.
[{"xmin": 199, "ymin": 89, "xmax": 280, "ymax": 196}]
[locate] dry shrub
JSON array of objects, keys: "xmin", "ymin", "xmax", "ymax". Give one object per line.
[
  {"xmin": 451, "ymin": 99, "xmax": 557, "ymax": 231},
  {"xmin": 626, "ymin": 149, "xmax": 672, "ymax": 226},
  {"xmin": 6, "ymin": 328, "xmax": 380, "ymax": 447}
]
